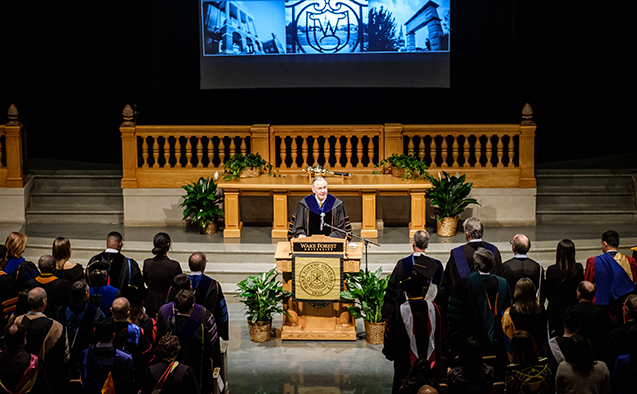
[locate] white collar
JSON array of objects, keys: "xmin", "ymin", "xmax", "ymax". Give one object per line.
[
  {"xmin": 413, "ymin": 252, "xmax": 425, "ymax": 257},
  {"xmin": 469, "ymin": 239, "xmax": 483, "ymax": 243},
  {"xmin": 314, "ymin": 194, "xmax": 326, "ymax": 206},
  {"xmin": 104, "ymin": 248, "xmax": 120, "ymax": 254},
  {"xmin": 514, "ymin": 254, "xmax": 528, "ymax": 259},
  {"xmin": 190, "ymin": 271, "xmax": 203, "ymax": 276}
]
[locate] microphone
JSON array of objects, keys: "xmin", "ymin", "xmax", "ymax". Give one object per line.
[{"xmin": 320, "ymin": 212, "xmax": 325, "ymax": 231}]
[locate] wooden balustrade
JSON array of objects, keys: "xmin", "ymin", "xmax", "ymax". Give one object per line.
[
  {"xmin": 0, "ymin": 105, "xmax": 25, "ymax": 188},
  {"xmin": 120, "ymin": 104, "xmax": 536, "ymax": 189}
]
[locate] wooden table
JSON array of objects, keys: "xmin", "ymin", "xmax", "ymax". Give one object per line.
[
  {"xmin": 275, "ymin": 237, "xmax": 361, "ymax": 340},
  {"xmin": 218, "ymin": 174, "xmax": 431, "ymax": 238}
]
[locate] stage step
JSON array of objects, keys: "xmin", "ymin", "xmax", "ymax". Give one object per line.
[
  {"xmin": 27, "ymin": 171, "xmax": 123, "ymax": 224},
  {"xmin": 536, "ymin": 169, "xmax": 637, "ymax": 224}
]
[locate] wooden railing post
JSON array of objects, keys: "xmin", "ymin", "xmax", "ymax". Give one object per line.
[
  {"xmin": 4, "ymin": 105, "xmax": 25, "ymax": 188},
  {"xmin": 250, "ymin": 124, "xmax": 270, "ymax": 161},
  {"xmin": 120, "ymin": 104, "xmax": 138, "ymax": 188},
  {"xmin": 519, "ymin": 103, "xmax": 536, "ymax": 188},
  {"xmin": 384, "ymin": 123, "xmax": 403, "ymax": 159}
]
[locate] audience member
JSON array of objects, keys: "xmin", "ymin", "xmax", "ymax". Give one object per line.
[
  {"xmin": 142, "ymin": 232, "xmax": 182, "ymax": 319},
  {"xmin": 120, "ymin": 283, "xmax": 155, "ymax": 347},
  {"xmin": 80, "ymin": 318, "xmax": 135, "ymax": 394},
  {"xmin": 383, "ymin": 262, "xmax": 443, "ymax": 393},
  {"xmin": 23, "ymin": 254, "xmax": 71, "ymax": 318},
  {"xmin": 0, "ymin": 323, "xmax": 52, "ymax": 394},
  {"xmin": 542, "ymin": 239, "xmax": 584, "ymax": 336},
  {"xmin": 3, "ymin": 232, "xmax": 39, "ymax": 286},
  {"xmin": 447, "ymin": 336, "xmax": 494, "ymax": 394},
  {"xmin": 14, "ymin": 287, "xmax": 69, "ymax": 392},
  {"xmin": 441, "ymin": 218, "xmax": 502, "ymax": 297},
  {"xmin": 575, "ymin": 281, "xmax": 613, "ymax": 358},
  {"xmin": 140, "ymin": 334, "xmax": 200, "ymax": 394},
  {"xmin": 555, "ymin": 335, "xmax": 610, "ymax": 394},
  {"xmin": 505, "ymin": 330, "xmax": 550, "ymax": 394},
  {"xmin": 396, "ymin": 358, "xmax": 441, "ymax": 394},
  {"xmin": 383, "ymin": 230, "xmax": 443, "ymax": 320},
  {"xmin": 52, "ymin": 236, "xmax": 85, "ymax": 284},
  {"xmin": 0, "ymin": 244, "xmax": 20, "ymax": 328},
  {"xmin": 87, "ymin": 231, "xmax": 144, "ymax": 290},
  {"xmin": 601, "ymin": 293, "xmax": 637, "ymax": 378},
  {"xmin": 87, "ymin": 259, "xmax": 120, "ymax": 316},
  {"xmin": 584, "ymin": 230, "xmax": 637, "ymax": 323},
  {"xmin": 612, "ymin": 326, "xmax": 637, "ymax": 394},
  {"xmin": 500, "ymin": 234, "xmax": 543, "ymax": 300},
  {"xmin": 502, "ymin": 278, "xmax": 548, "ymax": 360}
]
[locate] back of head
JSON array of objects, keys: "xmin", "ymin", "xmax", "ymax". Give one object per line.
[
  {"xmin": 72, "ymin": 279, "xmax": 90, "ymax": 302},
  {"xmin": 4, "ymin": 323, "xmax": 26, "ymax": 351},
  {"xmin": 562, "ymin": 305, "xmax": 584, "ymax": 333},
  {"xmin": 27, "ymin": 287, "xmax": 47, "ymax": 311},
  {"xmin": 512, "ymin": 234, "xmax": 531, "ymax": 254},
  {"xmin": 413, "ymin": 230, "xmax": 430, "ymax": 251},
  {"xmin": 577, "ymin": 281, "xmax": 595, "ymax": 301},
  {"xmin": 511, "ymin": 330, "xmax": 538, "ymax": 366},
  {"xmin": 473, "ymin": 247, "xmax": 494, "ymax": 273},
  {"xmin": 0, "ymin": 245, "xmax": 7, "ymax": 261},
  {"xmin": 565, "ymin": 335, "xmax": 595, "ymax": 375},
  {"xmin": 458, "ymin": 336, "xmax": 484, "ymax": 378},
  {"xmin": 173, "ymin": 274, "xmax": 192, "ymax": 292},
  {"xmin": 88, "ymin": 261, "xmax": 109, "ymax": 287},
  {"xmin": 157, "ymin": 334, "xmax": 181, "ymax": 361},
  {"xmin": 188, "ymin": 252, "xmax": 207, "ymax": 272},
  {"xmin": 95, "ymin": 318, "xmax": 117, "ymax": 343},
  {"xmin": 625, "ymin": 294, "xmax": 637, "ymax": 320},
  {"xmin": 152, "ymin": 232, "xmax": 171, "ymax": 256},
  {"xmin": 52, "ymin": 237, "xmax": 71, "ymax": 269},
  {"xmin": 5, "ymin": 232, "xmax": 27, "ymax": 259},
  {"xmin": 174, "ymin": 289, "xmax": 195, "ymax": 314},
  {"xmin": 602, "ymin": 230, "xmax": 620, "ymax": 248},
  {"xmin": 556, "ymin": 239, "xmax": 577, "ymax": 280},
  {"xmin": 417, "ymin": 386, "xmax": 439, "ymax": 394},
  {"xmin": 38, "ymin": 254, "xmax": 56, "ymax": 274},
  {"xmin": 463, "ymin": 217, "xmax": 483, "ymax": 240},
  {"xmin": 111, "ymin": 297, "xmax": 130, "ymax": 320},
  {"xmin": 513, "ymin": 278, "xmax": 539, "ymax": 314},
  {"xmin": 106, "ymin": 231, "xmax": 123, "ymax": 249}
]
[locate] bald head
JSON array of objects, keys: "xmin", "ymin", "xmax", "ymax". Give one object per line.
[
  {"xmin": 511, "ymin": 234, "xmax": 531, "ymax": 254},
  {"xmin": 111, "ymin": 297, "xmax": 130, "ymax": 321},
  {"xmin": 27, "ymin": 287, "xmax": 47, "ymax": 311},
  {"xmin": 188, "ymin": 252, "xmax": 207, "ymax": 272},
  {"xmin": 577, "ymin": 281, "xmax": 595, "ymax": 302},
  {"xmin": 38, "ymin": 254, "xmax": 56, "ymax": 273},
  {"xmin": 417, "ymin": 386, "xmax": 439, "ymax": 394}
]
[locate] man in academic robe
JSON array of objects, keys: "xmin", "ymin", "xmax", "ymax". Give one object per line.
[
  {"xmin": 441, "ymin": 217, "xmax": 502, "ymax": 299},
  {"xmin": 23, "ymin": 255, "xmax": 71, "ymax": 318},
  {"xmin": 287, "ymin": 176, "xmax": 352, "ymax": 240},
  {"xmin": 141, "ymin": 334, "xmax": 200, "ymax": 394},
  {"xmin": 584, "ymin": 230, "xmax": 637, "ymax": 322},
  {"xmin": 382, "ymin": 262, "xmax": 443, "ymax": 394},
  {"xmin": 500, "ymin": 234, "xmax": 543, "ymax": 300},
  {"xmin": 574, "ymin": 281, "xmax": 613, "ymax": 359},
  {"xmin": 0, "ymin": 323, "xmax": 52, "ymax": 394},
  {"xmin": 87, "ymin": 231, "xmax": 144, "ymax": 291},
  {"xmin": 87, "ymin": 260, "xmax": 120, "ymax": 317},
  {"xmin": 382, "ymin": 230, "xmax": 443, "ymax": 320}
]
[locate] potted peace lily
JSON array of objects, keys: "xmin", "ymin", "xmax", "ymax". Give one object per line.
[
  {"xmin": 222, "ymin": 152, "xmax": 279, "ymax": 180},
  {"xmin": 180, "ymin": 175, "xmax": 224, "ymax": 234},
  {"xmin": 236, "ymin": 268, "xmax": 291, "ymax": 342},
  {"xmin": 339, "ymin": 267, "xmax": 390, "ymax": 344},
  {"xmin": 427, "ymin": 171, "xmax": 480, "ymax": 237},
  {"xmin": 375, "ymin": 152, "xmax": 429, "ymax": 180}
]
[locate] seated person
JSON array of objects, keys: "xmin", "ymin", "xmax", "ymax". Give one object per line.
[{"xmin": 287, "ymin": 176, "xmax": 351, "ymax": 240}]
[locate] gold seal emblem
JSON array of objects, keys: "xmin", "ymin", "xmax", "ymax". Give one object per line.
[{"xmin": 298, "ymin": 260, "xmax": 335, "ymax": 297}]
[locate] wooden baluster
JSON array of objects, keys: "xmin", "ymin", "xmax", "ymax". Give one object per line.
[
  {"xmin": 507, "ymin": 135, "xmax": 515, "ymax": 167},
  {"xmin": 219, "ymin": 137, "xmax": 226, "ymax": 166},
  {"xmin": 441, "ymin": 135, "xmax": 449, "ymax": 168},
  {"xmin": 141, "ymin": 137, "xmax": 149, "ymax": 168},
  {"xmin": 429, "ymin": 136, "xmax": 437, "ymax": 168},
  {"xmin": 240, "ymin": 137, "xmax": 247, "ymax": 154},
  {"xmin": 356, "ymin": 136, "xmax": 364, "ymax": 168},
  {"xmin": 418, "ymin": 137, "xmax": 425, "ymax": 160},
  {"xmin": 185, "ymin": 137, "xmax": 193, "ymax": 168},
  {"xmin": 368, "ymin": 137, "xmax": 375, "ymax": 167},
  {"xmin": 175, "ymin": 137, "xmax": 182, "ymax": 168},
  {"xmin": 408, "ymin": 136, "xmax": 415, "ymax": 152},
  {"xmin": 163, "ymin": 137, "xmax": 171, "ymax": 168},
  {"xmin": 451, "ymin": 135, "xmax": 459, "ymax": 167},
  {"xmin": 323, "ymin": 136, "xmax": 330, "ymax": 167},
  {"xmin": 345, "ymin": 135, "xmax": 353, "ymax": 169},
  {"xmin": 312, "ymin": 137, "xmax": 319, "ymax": 166},
  {"xmin": 301, "ymin": 136, "xmax": 308, "ymax": 168},
  {"xmin": 207, "ymin": 138, "xmax": 214, "ymax": 168},
  {"xmin": 335, "ymin": 137, "xmax": 342, "ymax": 168},
  {"xmin": 196, "ymin": 137, "xmax": 204, "ymax": 168},
  {"xmin": 486, "ymin": 135, "xmax": 493, "ymax": 168},
  {"xmin": 463, "ymin": 136, "xmax": 470, "ymax": 167},
  {"xmin": 475, "ymin": 135, "xmax": 482, "ymax": 167},
  {"xmin": 291, "ymin": 136, "xmax": 298, "ymax": 169},
  {"xmin": 229, "ymin": 137, "xmax": 237, "ymax": 156},
  {"xmin": 280, "ymin": 137, "xmax": 288, "ymax": 169},
  {"xmin": 496, "ymin": 135, "xmax": 504, "ymax": 168},
  {"xmin": 152, "ymin": 136, "xmax": 160, "ymax": 168}
]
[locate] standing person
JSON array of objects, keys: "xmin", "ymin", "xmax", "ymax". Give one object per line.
[
  {"xmin": 447, "ymin": 337, "xmax": 495, "ymax": 394},
  {"xmin": 52, "ymin": 236, "xmax": 85, "ymax": 285},
  {"xmin": 23, "ymin": 255, "xmax": 71, "ymax": 318},
  {"xmin": 143, "ymin": 232, "xmax": 182, "ymax": 319},
  {"xmin": 0, "ymin": 323, "xmax": 52, "ymax": 394},
  {"xmin": 542, "ymin": 239, "xmax": 584, "ymax": 336},
  {"xmin": 441, "ymin": 217, "xmax": 502, "ymax": 297},
  {"xmin": 87, "ymin": 231, "xmax": 144, "ymax": 291},
  {"xmin": 555, "ymin": 335, "xmax": 610, "ymax": 394},
  {"xmin": 3, "ymin": 232, "xmax": 39, "ymax": 287},
  {"xmin": 500, "ymin": 234, "xmax": 543, "ymax": 299},
  {"xmin": 287, "ymin": 176, "xmax": 352, "ymax": 240},
  {"xmin": 141, "ymin": 335, "xmax": 200, "ymax": 394},
  {"xmin": 505, "ymin": 330, "xmax": 550, "ymax": 394},
  {"xmin": 383, "ymin": 230, "xmax": 443, "ymax": 320},
  {"xmin": 575, "ymin": 281, "xmax": 614, "ymax": 359},
  {"xmin": 0, "ymin": 245, "xmax": 20, "ymax": 328}
]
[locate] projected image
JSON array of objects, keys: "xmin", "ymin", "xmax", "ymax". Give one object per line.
[{"xmin": 201, "ymin": 0, "xmax": 449, "ymax": 56}]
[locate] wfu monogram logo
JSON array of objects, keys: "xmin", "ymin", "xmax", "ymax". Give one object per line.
[{"xmin": 306, "ymin": 0, "xmax": 350, "ymax": 53}]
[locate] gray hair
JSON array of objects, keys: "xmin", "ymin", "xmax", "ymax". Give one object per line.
[
  {"xmin": 463, "ymin": 217, "xmax": 484, "ymax": 240},
  {"xmin": 312, "ymin": 176, "xmax": 327, "ymax": 187},
  {"xmin": 512, "ymin": 234, "xmax": 531, "ymax": 254},
  {"xmin": 473, "ymin": 247, "xmax": 494, "ymax": 273},
  {"xmin": 413, "ymin": 230, "xmax": 430, "ymax": 250},
  {"xmin": 27, "ymin": 287, "xmax": 47, "ymax": 309}
]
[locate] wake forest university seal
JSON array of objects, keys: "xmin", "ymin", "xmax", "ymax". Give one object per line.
[
  {"xmin": 299, "ymin": 260, "xmax": 336, "ymax": 297},
  {"xmin": 293, "ymin": 254, "xmax": 343, "ymax": 302}
]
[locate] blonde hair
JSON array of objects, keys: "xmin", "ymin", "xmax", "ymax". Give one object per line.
[
  {"xmin": 5, "ymin": 232, "xmax": 27, "ymax": 259},
  {"xmin": 52, "ymin": 237, "xmax": 72, "ymax": 270}
]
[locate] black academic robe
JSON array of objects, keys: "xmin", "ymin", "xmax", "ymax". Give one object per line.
[
  {"xmin": 87, "ymin": 251, "xmax": 144, "ymax": 291},
  {"xmin": 0, "ymin": 349, "xmax": 51, "ymax": 394},
  {"xmin": 24, "ymin": 274, "xmax": 71, "ymax": 319},
  {"xmin": 141, "ymin": 361, "xmax": 200, "ymax": 394},
  {"xmin": 287, "ymin": 193, "xmax": 351, "ymax": 240},
  {"xmin": 441, "ymin": 241, "xmax": 502, "ymax": 299},
  {"xmin": 500, "ymin": 257, "xmax": 543, "ymax": 299}
]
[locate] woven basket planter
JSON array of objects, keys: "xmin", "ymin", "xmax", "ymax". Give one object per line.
[
  {"xmin": 247, "ymin": 318, "xmax": 272, "ymax": 342},
  {"xmin": 390, "ymin": 167, "xmax": 406, "ymax": 178},
  {"xmin": 364, "ymin": 321, "xmax": 385, "ymax": 345},
  {"xmin": 239, "ymin": 167, "xmax": 261, "ymax": 178},
  {"xmin": 200, "ymin": 221, "xmax": 218, "ymax": 235},
  {"xmin": 437, "ymin": 216, "xmax": 459, "ymax": 237}
]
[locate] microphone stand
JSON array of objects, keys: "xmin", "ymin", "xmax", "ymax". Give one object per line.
[{"xmin": 322, "ymin": 223, "xmax": 380, "ymax": 272}]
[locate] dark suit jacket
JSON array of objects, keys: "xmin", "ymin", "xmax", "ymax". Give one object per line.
[
  {"xmin": 575, "ymin": 301, "xmax": 613, "ymax": 358},
  {"xmin": 500, "ymin": 257, "xmax": 543, "ymax": 298}
]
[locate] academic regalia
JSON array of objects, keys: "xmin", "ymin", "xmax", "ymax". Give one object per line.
[
  {"xmin": 0, "ymin": 271, "xmax": 19, "ymax": 328},
  {"xmin": 87, "ymin": 251, "xmax": 143, "ymax": 291},
  {"xmin": 24, "ymin": 273, "xmax": 71, "ymax": 318},
  {"xmin": 0, "ymin": 349, "xmax": 51, "ymax": 394},
  {"xmin": 441, "ymin": 241, "xmax": 502, "ymax": 299},
  {"xmin": 57, "ymin": 300, "xmax": 104, "ymax": 377},
  {"xmin": 141, "ymin": 361, "xmax": 200, "ymax": 394},
  {"xmin": 287, "ymin": 193, "xmax": 351, "ymax": 240},
  {"xmin": 80, "ymin": 344, "xmax": 134, "ymax": 394},
  {"xmin": 500, "ymin": 256, "xmax": 543, "ymax": 299},
  {"xmin": 3, "ymin": 257, "xmax": 39, "ymax": 288},
  {"xmin": 189, "ymin": 273, "xmax": 229, "ymax": 340},
  {"xmin": 142, "ymin": 255, "xmax": 182, "ymax": 319}
]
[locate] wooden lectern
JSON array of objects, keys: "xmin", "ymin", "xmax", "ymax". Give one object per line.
[{"xmin": 275, "ymin": 235, "xmax": 362, "ymax": 340}]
